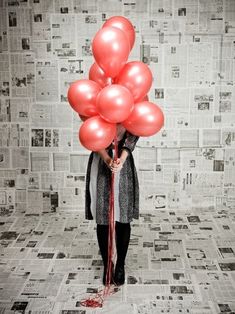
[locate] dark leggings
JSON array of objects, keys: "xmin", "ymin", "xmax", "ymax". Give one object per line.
[{"xmin": 96, "ymin": 221, "xmax": 131, "ymax": 267}]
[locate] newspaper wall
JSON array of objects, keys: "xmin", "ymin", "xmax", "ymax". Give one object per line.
[{"xmin": 0, "ymin": 0, "xmax": 234, "ymax": 216}]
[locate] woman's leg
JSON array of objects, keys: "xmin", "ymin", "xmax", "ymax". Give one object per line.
[
  {"xmin": 96, "ymin": 223, "xmax": 114, "ymax": 285},
  {"xmin": 114, "ymin": 221, "xmax": 131, "ymax": 285}
]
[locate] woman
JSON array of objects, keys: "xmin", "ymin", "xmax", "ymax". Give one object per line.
[{"xmin": 85, "ymin": 124, "xmax": 139, "ymax": 286}]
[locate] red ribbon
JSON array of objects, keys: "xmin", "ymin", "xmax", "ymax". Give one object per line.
[
  {"xmin": 80, "ymin": 128, "xmax": 118, "ymax": 307},
  {"xmin": 104, "ymin": 131, "xmax": 118, "ymax": 293}
]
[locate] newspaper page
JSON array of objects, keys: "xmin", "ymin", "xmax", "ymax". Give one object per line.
[
  {"xmin": 199, "ymin": 0, "xmax": 223, "ymax": 33},
  {"xmin": 77, "ymin": 14, "xmax": 103, "ymax": 36},
  {"xmin": 31, "ymin": 0, "xmax": 52, "ymax": 58},
  {"xmin": 30, "ymin": 127, "xmax": 72, "ymax": 152},
  {"xmin": 0, "ymin": 147, "xmax": 10, "ymax": 168},
  {"xmin": 53, "ymin": 152, "xmax": 70, "ymax": 172},
  {"xmin": 9, "ymin": 99, "xmax": 29, "ymax": 124},
  {"xmin": 0, "ymin": 8, "xmax": 8, "ymax": 52},
  {"xmin": 162, "ymin": 88, "xmax": 189, "ymax": 129},
  {"xmin": 64, "ymin": 173, "xmax": 85, "ymax": 188},
  {"xmin": 180, "ymin": 148, "xmax": 224, "ymax": 172},
  {"xmin": 32, "ymin": 11, "xmax": 51, "ymax": 59},
  {"xmin": 222, "ymin": 129, "xmax": 235, "ymax": 147},
  {"xmin": 30, "ymin": 151, "xmax": 50, "ymax": 171},
  {"xmin": 123, "ymin": 0, "xmax": 149, "ymax": 19},
  {"xmin": 141, "ymin": 129, "xmax": 179, "ymax": 148},
  {"xmin": 54, "ymin": 0, "xmax": 74, "ymax": 14},
  {"xmin": 27, "ymin": 190, "xmax": 58, "ymax": 214},
  {"xmin": 140, "ymin": 35, "xmax": 163, "ymax": 87},
  {"xmin": 149, "ymin": 0, "xmax": 173, "ymax": 19},
  {"xmin": 188, "ymin": 43, "xmax": 213, "ymax": 86},
  {"xmin": 201, "ymin": 129, "xmax": 221, "ymax": 146},
  {"xmin": 224, "ymin": 148, "xmax": 235, "ymax": 187},
  {"xmin": 0, "ymin": 53, "xmax": 10, "ymax": 97},
  {"xmin": 173, "ymin": 0, "xmax": 199, "ymax": 33},
  {"xmin": 19, "ymin": 272, "xmax": 64, "ymax": 298},
  {"xmin": 213, "ymin": 58, "xmax": 234, "ymax": 86},
  {"xmin": 15, "ymin": 188, "xmax": 27, "ymax": 214},
  {"xmin": 214, "ymin": 85, "xmax": 235, "ymax": 127},
  {"xmin": 180, "ymin": 129, "xmax": 199, "ymax": 147},
  {"xmin": 181, "ymin": 171, "xmax": 224, "ymax": 196},
  {"xmin": 165, "ymin": 88, "xmax": 189, "ymax": 116},
  {"xmin": 35, "ymin": 60, "xmax": 59, "ymax": 102},
  {"xmin": 69, "ymin": 153, "xmax": 89, "ymax": 174},
  {"xmin": 225, "ymin": 0, "xmax": 235, "ymax": 34},
  {"xmin": 11, "ymin": 53, "xmax": 35, "ymax": 98},
  {"xmin": 98, "ymin": 0, "xmax": 122, "ymax": 16},
  {"xmin": 59, "ymin": 187, "xmax": 84, "ymax": 209},
  {"xmin": 0, "ymin": 188, "xmax": 15, "ymax": 216},
  {"xmin": 73, "ymin": 0, "xmax": 98, "ymax": 14},
  {"xmin": 59, "ymin": 58, "xmax": 86, "ymax": 102},
  {"xmin": 8, "ymin": 8, "xmax": 32, "ymax": 52},
  {"xmin": 41, "ymin": 172, "xmax": 64, "ymax": 190},
  {"xmin": 32, "ymin": 40, "xmax": 52, "ymax": 59},
  {"xmin": 31, "ymin": 0, "xmax": 53, "ymax": 40},
  {"xmin": 28, "ymin": 172, "xmax": 40, "ymax": 190},
  {"xmin": 51, "ymin": 14, "xmax": 76, "ymax": 57},
  {"xmin": 30, "ymin": 0, "xmax": 54, "ymax": 13},
  {"xmin": 76, "ymin": 36, "xmax": 93, "ymax": 59},
  {"xmin": 0, "ymin": 169, "xmax": 16, "ymax": 188},
  {"xmin": 164, "ymin": 44, "xmax": 188, "ymax": 87},
  {"xmin": 31, "ymin": 103, "xmax": 72, "ymax": 128},
  {"xmin": 0, "ymin": 99, "xmax": 10, "ymax": 122},
  {"xmin": 72, "ymin": 113, "xmax": 86, "ymax": 153},
  {"xmin": 189, "ymin": 87, "xmax": 214, "ymax": 128},
  {"xmin": 15, "ymin": 169, "xmax": 28, "ymax": 189},
  {"xmin": 0, "ymin": 123, "xmax": 29, "ymax": 147},
  {"xmin": 12, "ymin": 147, "xmax": 29, "ymax": 168},
  {"xmin": 141, "ymin": 18, "xmax": 185, "ymax": 46}
]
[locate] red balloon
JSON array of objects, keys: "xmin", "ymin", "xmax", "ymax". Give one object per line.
[
  {"xmin": 92, "ymin": 26, "xmax": 130, "ymax": 78},
  {"xmin": 102, "ymin": 16, "xmax": 135, "ymax": 50},
  {"xmin": 115, "ymin": 61, "xmax": 153, "ymax": 103},
  {"xmin": 96, "ymin": 84, "xmax": 134, "ymax": 123},
  {"xmin": 79, "ymin": 116, "xmax": 116, "ymax": 151},
  {"xmin": 67, "ymin": 79, "xmax": 101, "ymax": 116},
  {"xmin": 89, "ymin": 62, "xmax": 112, "ymax": 88},
  {"xmin": 122, "ymin": 101, "xmax": 164, "ymax": 137}
]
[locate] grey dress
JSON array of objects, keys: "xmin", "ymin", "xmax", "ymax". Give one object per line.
[{"xmin": 85, "ymin": 131, "xmax": 139, "ymax": 225}]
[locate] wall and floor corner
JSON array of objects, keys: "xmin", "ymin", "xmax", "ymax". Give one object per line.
[{"xmin": 0, "ymin": 0, "xmax": 235, "ymax": 313}]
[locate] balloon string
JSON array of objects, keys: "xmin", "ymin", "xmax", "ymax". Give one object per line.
[
  {"xmin": 80, "ymin": 126, "xmax": 118, "ymax": 307},
  {"xmin": 104, "ymin": 127, "xmax": 118, "ymax": 295},
  {"xmin": 79, "ymin": 286, "xmax": 117, "ymax": 308}
]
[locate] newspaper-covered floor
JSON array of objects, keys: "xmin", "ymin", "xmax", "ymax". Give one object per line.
[{"xmin": 0, "ymin": 208, "xmax": 235, "ymax": 314}]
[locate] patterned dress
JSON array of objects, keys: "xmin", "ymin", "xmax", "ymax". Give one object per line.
[{"xmin": 85, "ymin": 128, "xmax": 139, "ymax": 225}]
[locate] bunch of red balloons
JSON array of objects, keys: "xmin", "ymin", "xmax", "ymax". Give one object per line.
[{"xmin": 67, "ymin": 16, "xmax": 164, "ymax": 151}]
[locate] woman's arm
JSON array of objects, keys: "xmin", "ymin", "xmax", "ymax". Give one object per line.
[
  {"xmin": 110, "ymin": 149, "xmax": 128, "ymax": 173},
  {"xmin": 121, "ymin": 131, "xmax": 139, "ymax": 154},
  {"xmin": 119, "ymin": 149, "xmax": 129, "ymax": 164},
  {"xmin": 98, "ymin": 132, "xmax": 139, "ymax": 173},
  {"xmin": 97, "ymin": 149, "xmax": 113, "ymax": 167},
  {"xmin": 97, "ymin": 149, "xmax": 128, "ymax": 173},
  {"xmin": 111, "ymin": 132, "xmax": 139, "ymax": 173}
]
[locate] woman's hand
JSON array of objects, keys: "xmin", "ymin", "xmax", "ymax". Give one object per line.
[
  {"xmin": 97, "ymin": 148, "xmax": 128, "ymax": 173},
  {"xmin": 109, "ymin": 149, "xmax": 129, "ymax": 173},
  {"xmin": 97, "ymin": 149, "xmax": 113, "ymax": 169},
  {"xmin": 105, "ymin": 157, "xmax": 113, "ymax": 169},
  {"xmin": 110, "ymin": 158, "xmax": 124, "ymax": 173}
]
